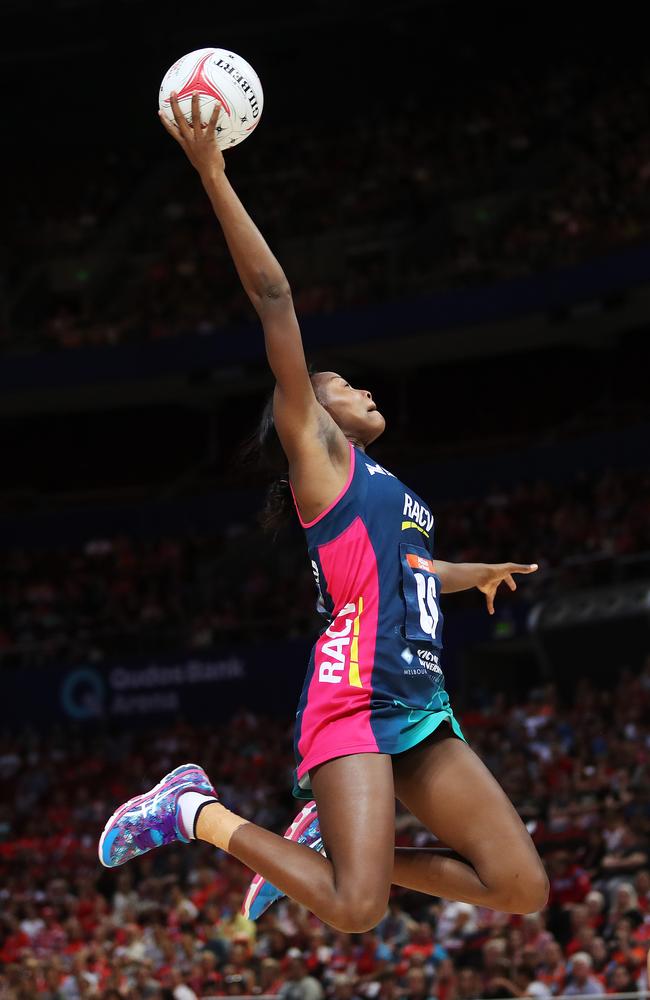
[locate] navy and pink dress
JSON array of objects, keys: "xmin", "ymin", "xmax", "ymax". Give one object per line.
[{"xmin": 290, "ymin": 442, "xmax": 465, "ymax": 798}]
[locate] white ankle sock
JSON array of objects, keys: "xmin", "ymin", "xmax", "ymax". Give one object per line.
[{"xmin": 178, "ymin": 791, "xmax": 218, "ymax": 840}]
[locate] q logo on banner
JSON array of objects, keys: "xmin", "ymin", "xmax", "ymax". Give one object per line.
[{"xmin": 61, "ymin": 668, "xmax": 105, "ymax": 720}]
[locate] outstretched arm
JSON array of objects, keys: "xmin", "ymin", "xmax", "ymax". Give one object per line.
[
  {"xmin": 434, "ymin": 561, "xmax": 538, "ymax": 614},
  {"xmin": 159, "ymin": 94, "xmax": 339, "ymax": 463}
]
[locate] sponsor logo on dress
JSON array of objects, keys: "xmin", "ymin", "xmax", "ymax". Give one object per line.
[
  {"xmin": 401, "ymin": 646, "xmax": 443, "ymax": 677},
  {"xmin": 417, "ymin": 648, "xmax": 443, "ymax": 673},
  {"xmin": 401, "ymin": 493, "xmax": 434, "ymax": 536},
  {"xmin": 311, "ymin": 559, "xmax": 326, "ymax": 613},
  {"xmin": 365, "ymin": 461, "xmax": 395, "ymax": 477},
  {"xmin": 318, "ymin": 599, "xmax": 364, "ymax": 687},
  {"xmin": 406, "ymin": 553, "xmax": 435, "ymax": 573}
]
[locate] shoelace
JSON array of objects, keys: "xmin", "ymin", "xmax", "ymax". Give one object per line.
[{"xmin": 136, "ymin": 782, "xmax": 189, "ymax": 821}]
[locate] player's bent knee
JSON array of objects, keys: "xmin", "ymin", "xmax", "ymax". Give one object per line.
[
  {"xmin": 498, "ymin": 864, "xmax": 549, "ymax": 914},
  {"xmin": 524, "ymin": 866, "xmax": 550, "ymax": 912},
  {"xmin": 332, "ymin": 891, "xmax": 389, "ymax": 934}
]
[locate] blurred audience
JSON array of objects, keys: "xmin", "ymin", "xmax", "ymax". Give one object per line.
[
  {"xmin": 1, "ymin": 662, "xmax": 650, "ymax": 997},
  {"xmin": 0, "ymin": 467, "xmax": 647, "ymax": 669},
  {"xmin": 4, "ymin": 58, "xmax": 650, "ymax": 353}
]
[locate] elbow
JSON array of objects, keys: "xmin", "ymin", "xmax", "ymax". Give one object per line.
[
  {"xmin": 254, "ymin": 280, "xmax": 293, "ymax": 317},
  {"xmin": 261, "ymin": 280, "xmax": 292, "ymax": 302},
  {"xmin": 251, "ymin": 269, "xmax": 292, "ymax": 301}
]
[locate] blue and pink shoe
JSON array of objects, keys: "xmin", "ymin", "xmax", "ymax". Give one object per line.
[
  {"xmin": 98, "ymin": 763, "xmax": 217, "ymax": 868},
  {"xmin": 241, "ymin": 800, "xmax": 324, "ymax": 920}
]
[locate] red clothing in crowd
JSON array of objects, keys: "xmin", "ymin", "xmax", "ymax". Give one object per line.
[{"xmin": 548, "ymin": 865, "xmax": 591, "ymax": 906}]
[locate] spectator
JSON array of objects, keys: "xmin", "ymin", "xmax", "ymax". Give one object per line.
[
  {"xmin": 331, "ymin": 972, "xmax": 363, "ymax": 1000},
  {"xmin": 277, "ymin": 951, "xmax": 324, "ymax": 1000},
  {"xmin": 456, "ymin": 968, "xmax": 482, "ymax": 1000},
  {"xmin": 607, "ymin": 964, "xmax": 638, "ymax": 995},
  {"xmin": 403, "ymin": 966, "xmax": 437, "ymax": 1000},
  {"xmin": 563, "ymin": 953, "xmax": 604, "ymax": 996}
]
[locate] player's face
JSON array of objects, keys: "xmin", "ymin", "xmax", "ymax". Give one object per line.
[{"xmin": 312, "ymin": 372, "xmax": 385, "ymax": 446}]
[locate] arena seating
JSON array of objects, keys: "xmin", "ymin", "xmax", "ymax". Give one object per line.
[
  {"xmin": 3, "ymin": 58, "xmax": 650, "ymax": 353},
  {"xmin": 0, "ymin": 467, "xmax": 647, "ymax": 669},
  {"xmin": 1, "ymin": 664, "xmax": 649, "ymax": 997}
]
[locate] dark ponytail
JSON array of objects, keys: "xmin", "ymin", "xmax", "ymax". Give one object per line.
[
  {"xmin": 241, "ymin": 392, "xmax": 293, "ymax": 537},
  {"xmin": 259, "ymin": 475, "xmax": 293, "ymax": 536},
  {"xmin": 243, "ymin": 371, "xmax": 322, "ymax": 536}
]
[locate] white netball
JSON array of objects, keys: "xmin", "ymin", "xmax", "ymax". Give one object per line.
[{"xmin": 159, "ymin": 48, "xmax": 264, "ymax": 150}]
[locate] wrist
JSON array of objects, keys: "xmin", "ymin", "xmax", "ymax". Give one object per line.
[{"xmin": 201, "ymin": 166, "xmax": 228, "ymax": 193}]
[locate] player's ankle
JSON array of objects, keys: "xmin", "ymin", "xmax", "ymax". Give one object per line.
[
  {"xmin": 178, "ymin": 791, "xmax": 218, "ymax": 840},
  {"xmin": 196, "ymin": 800, "xmax": 247, "ymax": 850}
]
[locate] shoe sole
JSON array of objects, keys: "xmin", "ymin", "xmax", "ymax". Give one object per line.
[{"xmin": 98, "ymin": 763, "xmax": 213, "ymax": 868}]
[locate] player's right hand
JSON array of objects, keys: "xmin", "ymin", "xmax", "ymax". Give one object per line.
[{"xmin": 159, "ymin": 91, "xmax": 226, "ymax": 177}]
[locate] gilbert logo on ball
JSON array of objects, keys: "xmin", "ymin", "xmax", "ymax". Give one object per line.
[{"xmin": 159, "ymin": 47, "xmax": 264, "ymax": 149}]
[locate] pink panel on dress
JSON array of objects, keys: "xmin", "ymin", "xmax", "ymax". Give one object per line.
[{"xmin": 296, "ymin": 515, "xmax": 380, "ymax": 780}]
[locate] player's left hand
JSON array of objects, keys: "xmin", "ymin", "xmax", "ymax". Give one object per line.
[{"xmin": 477, "ymin": 562, "xmax": 538, "ymax": 615}]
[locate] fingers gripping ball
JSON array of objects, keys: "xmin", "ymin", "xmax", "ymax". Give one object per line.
[{"xmin": 159, "ymin": 48, "xmax": 263, "ymax": 149}]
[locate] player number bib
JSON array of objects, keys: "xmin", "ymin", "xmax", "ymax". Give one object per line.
[{"xmin": 400, "ymin": 543, "xmax": 444, "ymax": 645}]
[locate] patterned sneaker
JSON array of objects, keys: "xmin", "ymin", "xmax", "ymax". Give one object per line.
[
  {"xmin": 241, "ymin": 800, "xmax": 324, "ymax": 920},
  {"xmin": 98, "ymin": 763, "xmax": 217, "ymax": 869}
]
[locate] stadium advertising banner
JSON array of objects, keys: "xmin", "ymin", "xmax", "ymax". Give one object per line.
[
  {"xmin": 2, "ymin": 610, "xmax": 486, "ymax": 731},
  {"xmin": 4, "ymin": 641, "xmax": 312, "ymax": 728}
]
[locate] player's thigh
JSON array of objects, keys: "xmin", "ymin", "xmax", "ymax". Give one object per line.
[
  {"xmin": 310, "ymin": 752, "xmax": 395, "ymax": 924},
  {"xmin": 392, "ymin": 728, "xmax": 548, "ymax": 909}
]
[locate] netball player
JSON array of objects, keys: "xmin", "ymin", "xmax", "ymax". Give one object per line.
[{"xmin": 98, "ymin": 94, "xmax": 549, "ymax": 932}]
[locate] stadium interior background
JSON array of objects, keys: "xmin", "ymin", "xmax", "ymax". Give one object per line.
[{"xmin": 1, "ymin": 1, "xmax": 649, "ymax": 998}]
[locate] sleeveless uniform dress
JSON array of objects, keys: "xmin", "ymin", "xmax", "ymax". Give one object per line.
[{"xmin": 290, "ymin": 441, "xmax": 465, "ymax": 799}]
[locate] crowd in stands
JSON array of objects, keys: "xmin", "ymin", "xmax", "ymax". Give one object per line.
[
  {"xmin": 1, "ymin": 660, "xmax": 650, "ymax": 998},
  {"xmin": 6, "ymin": 151, "xmax": 148, "ymax": 279},
  {"xmin": 0, "ymin": 466, "xmax": 648, "ymax": 669},
  {"xmin": 4, "ymin": 53, "xmax": 650, "ymax": 352}
]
